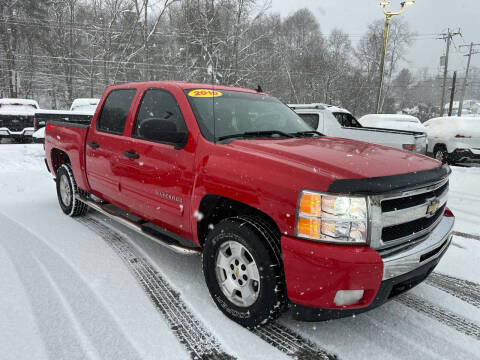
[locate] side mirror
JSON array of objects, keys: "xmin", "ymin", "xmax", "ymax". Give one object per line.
[{"xmin": 138, "ymin": 118, "xmax": 188, "ymax": 149}]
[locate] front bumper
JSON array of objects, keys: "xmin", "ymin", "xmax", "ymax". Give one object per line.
[
  {"xmin": 282, "ymin": 214, "xmax": 454, "ymax": 321},
  {"xmin": 0, "ymin": 127, "xmax": 34, "ymax": 138}
]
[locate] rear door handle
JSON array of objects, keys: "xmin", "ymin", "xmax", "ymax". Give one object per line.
[
  {"xmin": 124, "ymin": 151, "xmax": 139, "ymax": 159},
  {"xmin": 88, "ymin": 142, "xmax": 99, "ymax": 149}
]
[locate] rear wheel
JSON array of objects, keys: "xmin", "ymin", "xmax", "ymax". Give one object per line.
[
  {"xmin": 202, "ymin": 216, "xmax": 286, "ymax": 328},
  {"xmin": 56, "ymin": 164, "xmax": 88, "ymax": 217},
  {"xmin": 434, "ymin": 146, "xmax": 448, "ymax": 164}
]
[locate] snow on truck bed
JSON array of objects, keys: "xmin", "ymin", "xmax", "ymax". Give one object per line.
[
  {"xmin": 359, "ymin": 114, "xmax": 426, "ymax": 133},
  {"xmin": 0, "ymin": 144, "xmax": 479, "ymax": 360}
]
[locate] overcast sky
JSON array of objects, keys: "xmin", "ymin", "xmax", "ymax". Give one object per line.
[{"xmin": 270, "ymin": 0, "xmax": 480, "ymax": 77}]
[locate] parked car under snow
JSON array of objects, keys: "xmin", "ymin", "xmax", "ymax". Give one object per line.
[{"xmin": 424, "ymin": 116, "xmax": 480, "ymax": 165}]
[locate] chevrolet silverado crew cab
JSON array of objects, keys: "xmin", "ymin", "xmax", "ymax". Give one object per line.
[
  {"xmin": 45, "ymin": 81, "xmax": 454, "ymax": 327},
  {"xmin": 0, "ymin": 98, "xmax": 39, "ymax": 142},
  {"xmin": 290, "ymin": 104, "xmax": 427, "ymax": 154}
]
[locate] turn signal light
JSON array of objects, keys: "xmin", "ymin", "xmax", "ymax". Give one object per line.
[
  {"xmin": 299, "ymin": 192, "xmax": 321, "ymax": 217},
  {"xmin": 402, "ymin": 144, "xmax": 415, "ymax": 151}
]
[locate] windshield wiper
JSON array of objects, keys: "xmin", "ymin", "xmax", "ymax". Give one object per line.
[
  {"xmin": 218, "ymin": 131, "xmax": 294, "ymax": 141},
  {"xmin": 291, "ymin": 130, "xmax": 324, "ymax": 137}
]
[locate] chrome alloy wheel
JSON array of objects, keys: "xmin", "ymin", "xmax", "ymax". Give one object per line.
[
  {"xmin": 59, "ymin": 174, "xmax": 72, "ymax": 207},
  {"xmin": 215, "ymin": 240, "xmax": 261, "ymax": 307}
]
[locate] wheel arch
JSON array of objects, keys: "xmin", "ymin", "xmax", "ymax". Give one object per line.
[
  {"xmin": 197, "ymin": 194, "xmax": 281, "ymax": 248},
  {"xmin": 50, "ymin": 148, "xmax": 71, "ymax": 175}
]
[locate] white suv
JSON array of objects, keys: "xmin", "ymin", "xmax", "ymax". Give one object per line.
[{"xmin": 424, "ymin": 116, "xmax": 480, "ymax": 164}]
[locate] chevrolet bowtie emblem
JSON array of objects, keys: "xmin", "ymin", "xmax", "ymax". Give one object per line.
[{"xmin": 426, "ymin": 198, "xmax": 440, "ymax": 217}]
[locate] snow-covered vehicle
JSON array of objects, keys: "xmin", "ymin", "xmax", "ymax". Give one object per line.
[
  {"xmin": 70, "ymin": 98, "xmax": 100, "ymax": 112},
  {"xmin": 359, "ymin": 114, "xmax": 426, "ymax": 133},
  {"xmin": 290, "ymin": 104, "xmax": 428, "ymax": 154},
  {"xmin": 33, "ymin": 98, "xmax": 100, "ymax": 140},
  {"xmin": 0, "ymin": 98, "xmax": 39, "ymax": 142},
  {"xmin": 424, "ymin": 116, "xmax": 480, "ymax": 165}
]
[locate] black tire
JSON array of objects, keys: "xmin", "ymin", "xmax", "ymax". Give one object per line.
[
  {"xmin": 202, "ymin": 216, "xmax": 286, "ymax": 328},
  {"xmin": 433, "ymin": 146, "xmax": 449, "ymax": 164},
  {"xmin": 56, "ymin": 164, "xmax": 88, "ymax": 217}
]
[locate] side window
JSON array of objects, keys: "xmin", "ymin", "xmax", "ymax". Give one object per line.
[
  {"xmin": 298, "ymin": 113, "xmax": 319, "ymax": 130},
  {"xmin": 133, "ymin": 89, "xmax": 187, "ymax": 145},
  {"xmin": 97, "ymin": 89, "xmax": 136, "ymax": 134}
]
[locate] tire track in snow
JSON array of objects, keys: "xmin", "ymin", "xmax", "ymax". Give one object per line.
[
  {"xmin": 397, "ymin": 293, "xmax": 480, "ymax": 340},
  {"xmin": 253, "ymin": 323, "xmax": 337, "ymax": 360},
  {"xmin": 77, "ymin": 217, "xmax": 235, "ymax": 360},
  {"xmin": 427, "ymin": 272, "xmax": 480, "ymax": 308},
  {"xmin": 453, "ymin": 231, "xmax": 480, "ymax": 242},
  {"xmin": 78, "ymin": 216, "xmax": 338, "ymax": 360}
]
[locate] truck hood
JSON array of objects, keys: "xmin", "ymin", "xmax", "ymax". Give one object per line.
[{"xmin": 227, "ymin": 137, "xmax": 440, "ymax": 181}]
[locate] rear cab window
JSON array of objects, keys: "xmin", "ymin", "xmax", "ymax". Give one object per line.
[{"xmin": 97, "ymin": 89, "xmax": 136, "ymax": 134}]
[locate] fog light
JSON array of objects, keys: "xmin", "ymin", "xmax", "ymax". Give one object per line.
[{"xmin": 334, "ymin": 290, "xmax": 364, "ymax": 306}]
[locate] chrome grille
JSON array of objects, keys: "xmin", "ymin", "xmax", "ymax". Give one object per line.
[{"xmin": 369, "ymin": 178, "xmax": 449, "ymax": 256}]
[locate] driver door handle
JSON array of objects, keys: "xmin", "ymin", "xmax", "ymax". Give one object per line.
[
  {"xmin": 88, "ymin": 142, "xmax": 99, "ymax": 149},
  {"xmin": 123, "ymin": 151, "xmax": 139, "ymax": 159}
]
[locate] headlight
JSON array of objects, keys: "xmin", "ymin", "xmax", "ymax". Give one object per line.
[{"xmin": 296, "ymin": 191, "xmax": 368, "ymax": 244}]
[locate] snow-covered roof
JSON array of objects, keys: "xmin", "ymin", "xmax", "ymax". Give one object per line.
[
  {"xmin": 424, "ymin": 116, "xmax": 480, "ymax": 138},
  {"xmin": 70, "ymin": 98, "xmax": 100, "ymax": 112},
  {"xmin": 0, "ymin": 98, "xmax": 39, "ymax": 108},
  {"xmin": 0, "ymin": 98, "xmax": 40, "ymax": 116},
  {"xmin": 359, "ymin": 114, "xmax": 425, "ymax": 133}
]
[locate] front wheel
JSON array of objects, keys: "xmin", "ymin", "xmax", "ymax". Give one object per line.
[
  {"xmin": 202, "ymin": 216, "xmax": 286, "ymax": 328},
  {"xmin": 56, "ymin": 164, "xmax": 88, "ymax": 217},
  {"xmin": 434, "ymin": 147, "xmax": 448, "ymax": 164}
]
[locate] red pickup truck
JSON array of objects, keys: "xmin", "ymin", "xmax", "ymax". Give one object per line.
[{"xmin": 45, "ymin": 81, "xmax": 454, "ymax": 327}]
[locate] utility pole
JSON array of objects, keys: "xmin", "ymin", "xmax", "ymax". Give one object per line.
[
  {"xmin": 448, "ymin": 71, "xmax": 457, "ymax": 116},
  {"xmin": 458, "ymin": 42, "xmax": 480, "ymax": 116},
  {"xmin": 438, "ymin": 29, "xmax": 461, "ymax": 117}
]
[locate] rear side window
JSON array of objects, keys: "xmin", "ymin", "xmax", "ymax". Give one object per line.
[
  {"xmin": 333, "ymin": 112, "xmax": 362, "ymax": 128},
  {"xmin": 298, "ymin": 114, "xmax": 319, "ymax": 130},
  {"xmin": 133, "ymin": 89, "xmax": 187, "ymax": 144},
  {"xmin": 97, "ymin": 89, "xmax": 136, "ymax": 134}
]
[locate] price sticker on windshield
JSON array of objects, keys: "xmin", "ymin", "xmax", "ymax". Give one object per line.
[{"xmin": 188, "ymin": 89, "xmax": 223, "ymax": 98}]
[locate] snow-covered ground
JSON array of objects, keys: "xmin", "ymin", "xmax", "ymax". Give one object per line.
[{"xmin": 1, "ymin": 144, "xmax": 479, "ymax": 360}]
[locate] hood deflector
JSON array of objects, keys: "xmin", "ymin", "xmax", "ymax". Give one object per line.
[{"xmin": 328, "ymin": 165, "xmax": 451, "ymax": 195}]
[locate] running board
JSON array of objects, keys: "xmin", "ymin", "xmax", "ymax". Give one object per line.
[{"xmin": 75, "ymin": 194, "xmax": 201, "ymax": 255}]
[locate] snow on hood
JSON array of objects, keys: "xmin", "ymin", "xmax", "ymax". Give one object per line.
[
  {"xmin": 33, "ymin": 127, "xmax": 45, "ymax": 139},
  {"xmin": 0, "ymin": 98, "xmax": 39, "ymax": 116},
  {"xmin": 359, "ymin": 114, "xmax": 426, "ymax": 133}
]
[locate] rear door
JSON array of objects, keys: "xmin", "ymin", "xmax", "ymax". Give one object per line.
[
  {"xmin": 85, "ymin": 89, "xmax": 137, "ymax": 203},
  {"xmin": 119, "ymin": 88, "xmax": 195, "ymax": 238}
]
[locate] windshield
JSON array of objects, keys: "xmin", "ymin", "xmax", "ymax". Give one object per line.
[{"xmin": 185, "ymin": 90, "xmax": 313, "ymax": 141}]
